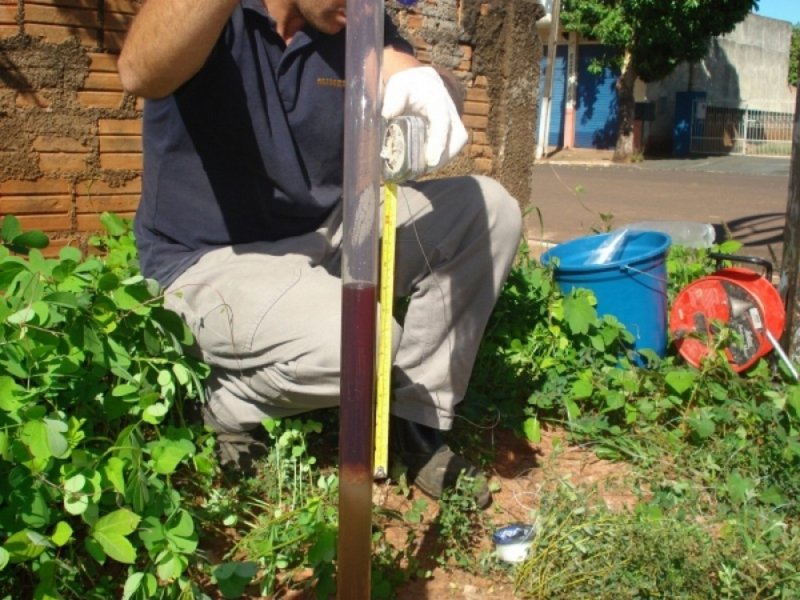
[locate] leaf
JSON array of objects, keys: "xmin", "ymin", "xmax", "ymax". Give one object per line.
[
  {"xmin": 84, "ymin": 537, "xmax": 106, "ymax": 564},
  {"xmin": 13, "ymin": 230, "xmax": 50, "ymax": 250},
  {"xmin": 563, "ymin": 293, "xmax": 596, "ymax": 335},
  {"xmin": 4, "ymin": 529, "xmax": 48, "ymax": 563},
  {"xmin": 44, "ymin": 418, "xmax": 69, "ymax": 458},
  {"xmin": 148, "ymin": 439, "xmax": 194, "ymax": 475},
  {"xmin": 100, "ymin": 212, "xmax": 128, "ymax": 237},
  {"xmin": 1, "ymin": 215, "xmax": 22, "ymax": 242},
  {"xmin": 213, "ymin": 562, "xmax": 259, "ymax": 599},
  {"xmin": 7, "ymin": 306, "xmax": 35, "ymax": 324},
  {"xmin": 142, "ymin": 402, "xmax": 169, "ymax": 425},
  {"xmin": 571, "ymin": 378, "xmax": 593, "ymax": 399},
  {"xmin": 165, "ymin": 510, "xmax": 198, "ymax": 554},
  {"xmin": 687, "ymin": 414, "xmax": 715, "ymax": 439},
  {"xmin": 103, "ymin": 457, "xmax": 127, "ymax": 495},
  {"xmin": 90, "ymin": 509, "xmax": 141, "ymax": 564},
  {"xmin": 51, "ymin": 522, "xmax": 74, "ymax": 547},
  {"xmin": 523, "ymin": 417, "xmax": 542, "ymax": 443},
  {"xmin": 0, "ymin": 376, "xmax": 24, "ymax": 413},
  {"xmin": 665, "ymin": 370, "xmax": 697, "ymax": 395},
  {"xmin": 726, "ymin": 470, "xmax": 755, "ymax": 505},
  {"xmin": 0, "ymin": 547, "xmax": 8, "ymax": 570},
  {"xmin": 122, "ymin": 572, "xmax": 158, "ymax": 600},
  {"xmin": 21, "ymin": 420, "xmax": 52, "ymax": 460},
  {"xmin": 63, "ymin": 473, "xmax": 89, "ymax": 516}
]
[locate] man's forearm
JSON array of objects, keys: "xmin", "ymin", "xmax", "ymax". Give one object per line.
[{"xmin": 118, "ymin": 0, "xmax": 239, "ymax": 99}]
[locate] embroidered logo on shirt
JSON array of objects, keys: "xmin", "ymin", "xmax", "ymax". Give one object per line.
[{"xmin": 317, "ymin": 77, "xmax": 346, "ymax": 88}]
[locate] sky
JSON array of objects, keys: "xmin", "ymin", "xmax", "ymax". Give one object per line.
[{"xmin": 754, "ymin": 0, "xmax": 800, "ymax": 25}]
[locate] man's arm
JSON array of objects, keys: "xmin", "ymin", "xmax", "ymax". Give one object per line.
[{"xmin": 118, "ymin": 0, "xmax": 239, "ymax": 99}]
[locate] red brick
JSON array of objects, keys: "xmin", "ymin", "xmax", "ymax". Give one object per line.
[
  {"xmin": 466, "ymin": 87, "xmax": 490, "ymax": 103},
  {"xmin": 40, "ymin": 237, "xmax": 80, "ymax": 258},
  {"xmin": 17, "ymin": 213, "xmax": 71, "ymax": 232},
  {"xmin": 462, "ymin": 114, "xmax": 488, "ymax": 130},
  {"xmin": 463, "ymin": 100, "xmax": 489, "ymax": 116},
  {"xmin": 104, "ymin": 0, "xmax": 140, "ymax": 16},
  {"xmin": 99, "ymin": 153, "xmax": 141, "ymax": 170},
  {"xmin": 0, "ymin": 179, "xmax": 70, "ymax": 194},
  {"xmin": 104, "ymin": 9, "xmax": 134, "ymax": 31},
  {"xmin": 24, "ymin": 4, "xmax": 98, "ymax": 28},
  {"xmin": 473, "ymin": 157, "xmax": 493, "ymax": 172},
  {"xmin": 99, "ymin": 136, "xmax": 142, "ymax": 153},
  {"xmin": 39, "ymin": 152, "xmax": 89, "ymax": 172},
  {"xmin": 75, "ymin": 176, "xmax": 141, "ymax": 196},
  {"xmin": 77, "ymin": 90, "xmax": 124, "ymax": 108},
  {"xmin": 78, "ymin": 211, "xmax": 134, "ymax": 232},
  {"xmin": 103, "ymin": 29, "xmax": 126, "ymax": 51},
  {"xmin": 98, "ymin": 119, "xmax": 141, "ymax": 135},
  {"xmin": 88, "ymin": 52, "xmax": 119, "ymax": 72},
  {"xmin": 25, "ymin": 22, "xmax": 96, "ymax": 45},
  {"xmin": 26, "ymin": 0, "xmax": 94, "ymax": 9},
  {"xmin": 82, "ymin": 71, "xmax": 124, "ymax": 92},
  {"xmin": 0, "ymin": 194, "xmax": 71, "ymax": 214},
  {"xmin": 471, "ymin": 131, "xmax": 489, "ymax": 145},
  {"xmin": 0, "ymin": 5, "xmax": 17, "ymax": 24},
  {"xmin": 76, "ymin": 195, "xmax": 139, "ymax": 214},
  {"xmin": 32, "ymin": 135, "xmax": 89, "ymax": 153}
]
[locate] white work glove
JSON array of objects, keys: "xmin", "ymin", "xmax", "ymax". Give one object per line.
[{"xmin": 381, "ymin": 66, "xmax": 468, "ymax": 171}]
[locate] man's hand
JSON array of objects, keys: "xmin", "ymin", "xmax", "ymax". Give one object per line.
[{"xmin": 381, "ymin": 66, "xmax": 468, "ymax": 171}]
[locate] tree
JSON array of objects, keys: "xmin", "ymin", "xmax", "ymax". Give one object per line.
[
  {"xmin": 790, "ymin": 23, "xmax": 800, "ymax": 86},
  {"xmin": 559, "ymin": 0, "xmax": 757, "ymax": 162}
]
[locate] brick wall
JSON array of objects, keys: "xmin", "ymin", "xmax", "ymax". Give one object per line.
[
  {"xmin": 0, "ymin": 0, "xmax": 541, "ymax": 255},
  {"xmin": 0, "ymin": 0, "xmax": 142, "ymax": 255}
]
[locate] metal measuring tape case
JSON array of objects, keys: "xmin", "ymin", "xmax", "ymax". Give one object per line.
[{"xmin": 381, "ymin": 116, "xmax": 427, "ymax": 183}]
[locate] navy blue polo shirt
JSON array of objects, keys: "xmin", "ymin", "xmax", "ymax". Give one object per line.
[{"xmin": 134, "ymin": 1, "xmax": 412, "ymax": 287}]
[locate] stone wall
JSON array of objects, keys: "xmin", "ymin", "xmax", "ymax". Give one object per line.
[{"xmin": 0, "ymin": 0, "xmax": 542, "ymax": 254}]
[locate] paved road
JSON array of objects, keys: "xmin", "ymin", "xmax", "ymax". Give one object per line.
[{"xmin": 526, "ymin": 155, "xmax": 792, "ymax": 269}]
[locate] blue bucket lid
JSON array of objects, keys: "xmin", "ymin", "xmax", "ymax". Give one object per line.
[{"xmin": 541, "ymin": 230, "xmax": 671, "ymax": 273}]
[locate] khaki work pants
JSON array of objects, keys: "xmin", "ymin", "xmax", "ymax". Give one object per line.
[{"xmin": 165, "ymin": 175, "xmax": 522, "ymax": 433}]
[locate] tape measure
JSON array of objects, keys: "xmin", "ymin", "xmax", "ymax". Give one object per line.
[{"xmin": 374, "ymin": 116, "xmax": 427, "ymax": 480}]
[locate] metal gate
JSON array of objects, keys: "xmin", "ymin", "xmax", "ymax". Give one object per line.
[
  {"xmin": 690, "ymin": 100, "xmax": 795, "ymax": 157},
  {"xmin": 575, "ymin": 45, "xmax": 619, "ymax": 149}
]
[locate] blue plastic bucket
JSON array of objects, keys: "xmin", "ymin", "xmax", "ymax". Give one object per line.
[{"xmin": 540, "ymin": 231, "xmax": 672, "ymax": 358}]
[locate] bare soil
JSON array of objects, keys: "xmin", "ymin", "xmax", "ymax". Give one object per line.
[{"xmin": 259, "ymin": 426, "xmax": 636, "ymax": 599}]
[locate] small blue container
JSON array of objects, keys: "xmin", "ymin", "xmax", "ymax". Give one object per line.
[
  {"xmin": 492, "ymin": 523, "xmax": 535, "ymax": 563},
  {"xmin": 541, "ymin": 231, "xmax": 671, "ymax": 358}
]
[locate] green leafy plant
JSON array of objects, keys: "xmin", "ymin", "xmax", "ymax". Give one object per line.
[{"xmin": 0, "ymin": 214, "xmax": 212, "ymax": 599}]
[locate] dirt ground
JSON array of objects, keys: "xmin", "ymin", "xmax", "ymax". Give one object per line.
[
  {"xmin": 259, "ymin": 425, "xmax": 634, "ymax": 599},
  {"xmin": 379, "ymin": 426, "xmax": 636, "ymax": 600}
]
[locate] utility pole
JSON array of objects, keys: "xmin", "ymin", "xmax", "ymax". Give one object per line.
[
  {"xmin": 535, "ymin": 0, "xmax": 562, "ymax": 160},
  {"xmin": 780, "ymin": 73, "xmax": 800, "ymax": 361}
]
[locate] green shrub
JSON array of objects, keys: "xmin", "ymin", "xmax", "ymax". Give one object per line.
[{"xmin": 0, "ymin": 214, "xmax": 213, "ymax": 599}]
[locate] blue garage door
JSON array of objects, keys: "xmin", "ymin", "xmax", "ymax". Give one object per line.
[
  {"xmin": 540, "ymin": 44, "xmax": 568, "ymax": 147},
  {"xmin": 575, "ymin": 45, "xmax": 620, "ymax": 149}
]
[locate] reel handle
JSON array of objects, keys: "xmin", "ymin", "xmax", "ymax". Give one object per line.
[{"xmin": 707, "ymin": 252, "xmax": 773, "ymax": 281}]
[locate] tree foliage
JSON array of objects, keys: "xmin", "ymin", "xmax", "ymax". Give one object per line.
[
  {"xmin": 558, "ymin": 0, "xmax": 757, "ymax": 160},
  {"xmin": 560, "ymin": 0, "xmax": 758, "ymax": 82},
  {"xmin": 791, "ymin": 23, "xmax": 800, "ymax": 86}
]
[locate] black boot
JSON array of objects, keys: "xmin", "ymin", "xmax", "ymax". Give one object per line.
[
  {"xmin": 390, "ymin": 416, "xmax": 491, "ymax": 508},
  {"xmin": 202, "ymin": 405, "xmax": 269, "ymax": 476}
]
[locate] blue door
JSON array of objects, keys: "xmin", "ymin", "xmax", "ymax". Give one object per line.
[
  {"xmin": 540, "ymin": 44, "xmax": 568, "ymax": 147},
  {"xmin": 575, "ymin": 45, "xmax": 620, "ymax": 149}
]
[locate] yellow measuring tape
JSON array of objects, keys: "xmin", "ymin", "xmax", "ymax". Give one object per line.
[{"xmin": 374, "ymin": 182, "xmax": 397, "ymax": 479}]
